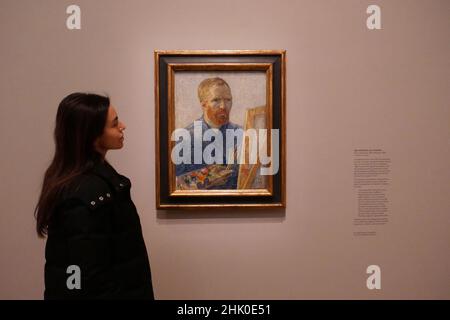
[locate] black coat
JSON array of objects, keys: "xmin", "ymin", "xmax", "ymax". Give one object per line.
[{"xmin": 44, "ymin": 161, "xmax": 154, "ymax": 299}]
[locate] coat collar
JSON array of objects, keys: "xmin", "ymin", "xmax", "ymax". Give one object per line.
[{"xmin": 91, "ymin": 160, "xmax": 131, "ymax": 191}]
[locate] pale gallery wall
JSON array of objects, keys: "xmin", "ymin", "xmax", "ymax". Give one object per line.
[{"xmin": 0, "ymin": 0, "xmax": 449, "ymax": 299}]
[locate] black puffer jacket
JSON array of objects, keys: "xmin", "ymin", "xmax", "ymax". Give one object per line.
[{"xmin": 44, "ymin": 161, "xmax": 154, "ymax": 299}]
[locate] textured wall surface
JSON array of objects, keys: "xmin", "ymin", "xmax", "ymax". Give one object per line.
[{"xmin": 0, "ymin": 0, "xmax": 449, "ymax": 299}]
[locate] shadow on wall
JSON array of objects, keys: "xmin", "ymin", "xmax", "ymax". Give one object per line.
[{"xmin": 156, "ymin": 207, "xmax": 285, "ymax": 224}]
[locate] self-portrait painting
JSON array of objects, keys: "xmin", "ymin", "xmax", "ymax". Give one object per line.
[{"xmin": 155, "ymin": 50, "xmax": 285, "ymax": 208}]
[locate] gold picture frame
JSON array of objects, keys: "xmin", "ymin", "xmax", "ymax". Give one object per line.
[{"xmin": 155, "ymin": 50, "xmax": 286, "ymax": 209}]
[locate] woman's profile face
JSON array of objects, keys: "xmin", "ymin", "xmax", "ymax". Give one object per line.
[{"xmin": 94, "ymin": 105, "xmax": 126, "ymax": 155}]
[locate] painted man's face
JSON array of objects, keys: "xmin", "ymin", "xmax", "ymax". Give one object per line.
[{"xmin": 201, "ymin": 84, "xmax": 232, "ymax": 127}]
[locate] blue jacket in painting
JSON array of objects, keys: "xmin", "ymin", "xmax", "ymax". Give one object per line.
[{"xmin": 175, "ymin": 116, "xmax": 242, "ymax": 189}]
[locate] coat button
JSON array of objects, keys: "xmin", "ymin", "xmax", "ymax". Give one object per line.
[
  {"xmin": 99, "ymin": 196, "xmax": 104, "ymax": 201},
  {"xmin": 106, "ymin": 193, "xmax": 111, "ymax": 198},
  {"xmin": 90, "ymin": 201, "xmax": 96, "ymax": 206}
]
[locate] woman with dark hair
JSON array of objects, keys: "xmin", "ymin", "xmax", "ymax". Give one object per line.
[{"xmin": 35, "ymin": 92, "xmax": 154, "ymax": 299}]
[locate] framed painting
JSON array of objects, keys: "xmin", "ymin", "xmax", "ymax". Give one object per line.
[{"xmin": 155, "ymin": 50, "xmax": 286, "ymax": 209}]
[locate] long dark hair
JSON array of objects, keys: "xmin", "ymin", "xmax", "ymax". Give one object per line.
[{"xmin": 35, "ymin": 92, "xmax": 110, "ymax": 237}]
